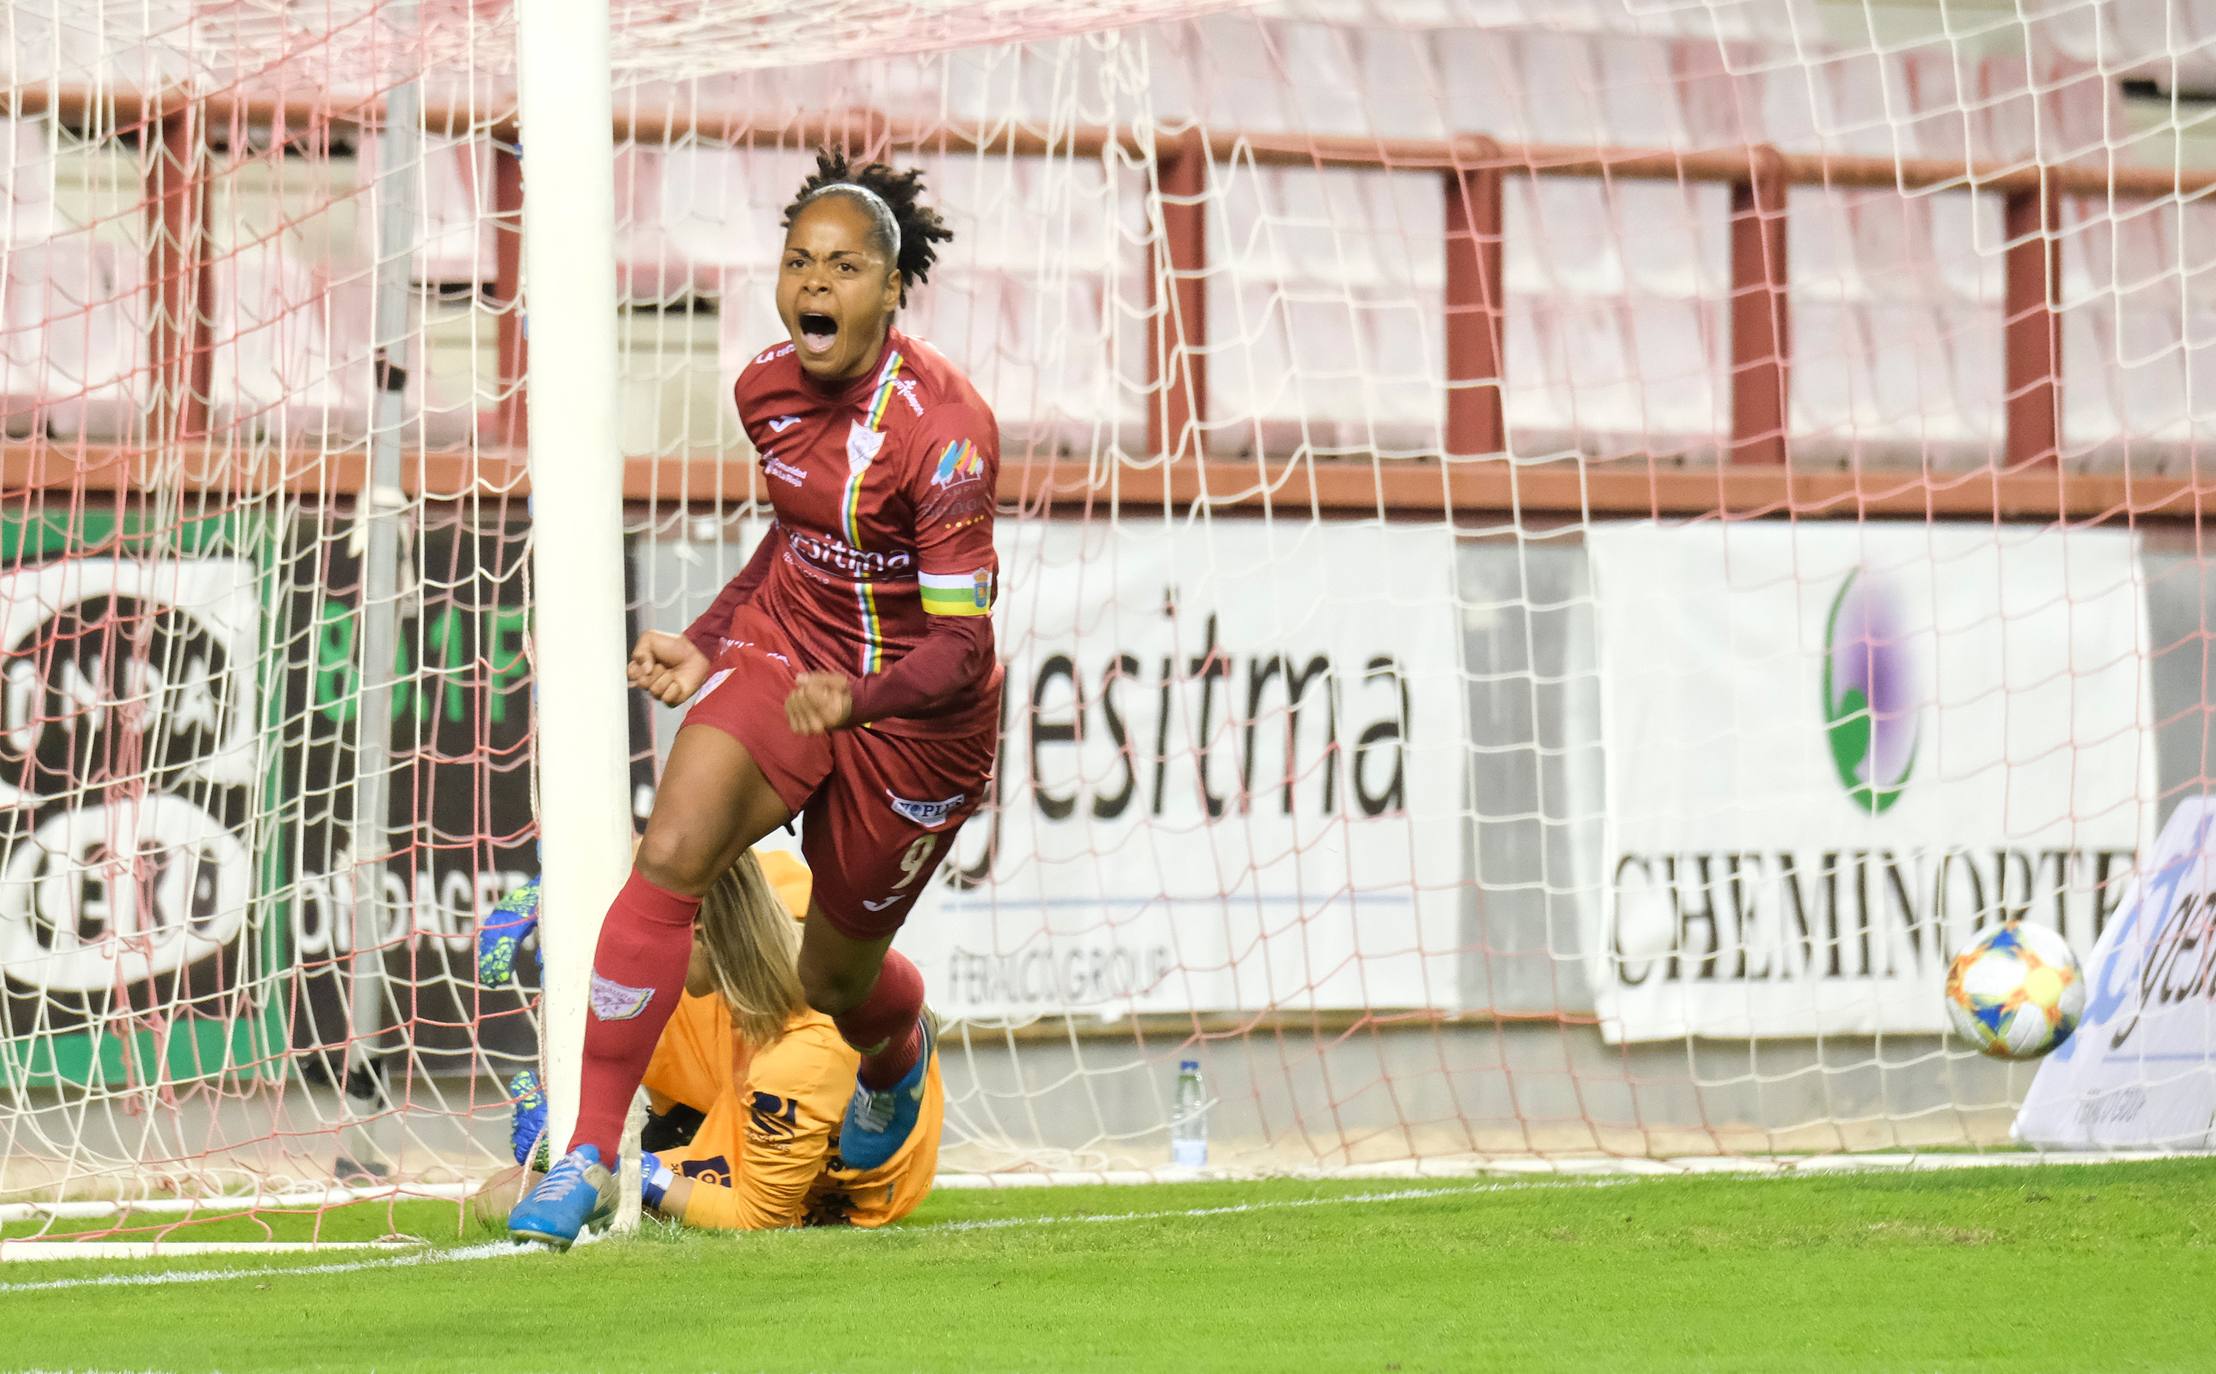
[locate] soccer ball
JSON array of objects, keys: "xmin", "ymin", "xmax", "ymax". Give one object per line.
[{"xmin": 1942, "ymin": 921, "xmax": 2085, "ymax": 1060}]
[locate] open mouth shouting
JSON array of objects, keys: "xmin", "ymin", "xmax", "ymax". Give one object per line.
[{"xmin": 796, "ymin": 310, "xmax": 839, "ymax": 358}]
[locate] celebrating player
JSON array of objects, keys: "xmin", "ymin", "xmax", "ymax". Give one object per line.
[
  {"xmin": 498, "ymin": 851, "xmax": 943, "ymax": 1239},
  {"xmin": 509, "ymin": 149, "xmax": 999, "ymax": 1248}
]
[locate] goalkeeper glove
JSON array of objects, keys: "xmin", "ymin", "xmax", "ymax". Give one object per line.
[
  {"xmin": 478, "ymin": 875, "xmax": 543, "ymax": 987},
  {"xmin": 509, "ymin": 1068, "xmax": 551, "ymax": 1171}
]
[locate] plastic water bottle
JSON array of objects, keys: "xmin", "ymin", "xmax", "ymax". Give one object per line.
[{"xmin": 1170, "ymin": 1059, "xmax": 1208, "ymax": 1168}]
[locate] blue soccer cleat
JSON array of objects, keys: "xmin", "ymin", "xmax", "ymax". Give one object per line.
[
  {"xmin": 838, "ymin": 1008, "xmax": 937, "ymax": 1171},
  {"xmin": 508, "ymin": 1069, "xmax": 550, "ymax": 1172},
  {"xmin": 507, "ymin": 1143, "xmax": 616, "ymax": 1251},
  {"xmin": 477, "ymin": 876, "xmax": 543, "ymax": 987}
]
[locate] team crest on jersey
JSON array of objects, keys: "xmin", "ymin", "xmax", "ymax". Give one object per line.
[
  {"xmin": 847, "ymin": 420, "xmax": 886, "ymax": 473},
  {"xmin": 885, "ymin": 789, "xmax": 966, "ymax": 829},
  {"xmin": 929, "ymin": 438, "xmax": 984, "ymax": 489}
]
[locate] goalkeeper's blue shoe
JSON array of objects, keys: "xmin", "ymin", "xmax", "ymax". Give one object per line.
[
  {"xmin": 507, "ymin": 1143, "xmax": 616, "ymax": 1251},
  {"xmin": 477, "ymin": 876, "xmax": 542, "ymax": 987},
  {"xmin": 508, "ymin": 1069, "xmax": 550, "ymax": 1171},
  {"xmin": 837, "ymin": 1009, "xmax": 937, "ymax": 1170}
]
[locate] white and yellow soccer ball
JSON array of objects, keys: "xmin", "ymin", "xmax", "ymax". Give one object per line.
[{"xmin": 1943, "ymin": 921, "xmax": 2085, "ymax": 1060}]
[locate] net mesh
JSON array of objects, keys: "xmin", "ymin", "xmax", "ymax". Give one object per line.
[{"xmin": 3, "ymin": 0, "xmax": 2212, "ymax": 1230}]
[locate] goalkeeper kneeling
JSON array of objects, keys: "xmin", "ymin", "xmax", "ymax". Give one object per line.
[{"xmin": 499, "ymin": 849, "xmax": 943, "ymax": 1230}]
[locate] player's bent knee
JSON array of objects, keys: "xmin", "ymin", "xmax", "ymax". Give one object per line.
[
  {"xmin": 798, "ymin": 959, "xmax": 874, "ymax": 1018},
  {"xmin": 632, "ymin": 824, "xmax": 723, "ymax": 897}
]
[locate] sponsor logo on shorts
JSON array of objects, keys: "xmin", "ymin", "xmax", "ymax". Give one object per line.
[
  {"xmin": 862, "ymin": 895, "xmax": 905, "ymax": 912},
  {"xmin": 588, "ymin": 971, "xmax": 655, "ymax": 1022},
  {"xmin": 728, "ymin": 640, "xmax": 791, "ymax": 669},
  {"xmin": 886, "ymin": 789, "xmax": 966, "ymax": 829},
  {"xmin": 678, "ymin": 1156, "xmax": 730, "ymax": 1184}
]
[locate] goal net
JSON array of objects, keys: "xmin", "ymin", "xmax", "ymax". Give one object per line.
[{"xmin": 3, "ymin": 0, "xmax": 2210, "ymax": 1239}]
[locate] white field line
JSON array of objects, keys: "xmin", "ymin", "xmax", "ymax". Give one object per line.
[
  {"xmin": 906, "ymin": 1178, "xmax": 1625, "ymax": 1234},
  {"xmin": 0, "ymin": 1178, "xmax": 1626, "ymax": 1294},
  {"xmin": 930, "ymin": 1149, "xmax": 2210, "ymax": 1189},
  {"xmin": 0, "ymin": 1240, "xmax": 421, "ymax": 1261},
  {"xmin": 5, "ymin": 1150, "xmax": 2205, "ymax": 1294},
  {"xmin": 0, "ymin": 1239, "xmax": 521, "ymax": 1294},
  {"xmin": 0, "ymin": 1181, "xmax": 482, "ymax": 1225}
]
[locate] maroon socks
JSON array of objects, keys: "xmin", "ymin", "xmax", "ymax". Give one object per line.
[
  {"xmin": 835, "ymin": 949, "xmax": 926, "ymax": 1090},
  {"xmin": 565, "ymin": 870, "xmax": 702, "ymax": 1158}
]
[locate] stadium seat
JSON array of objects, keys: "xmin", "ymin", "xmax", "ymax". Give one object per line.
[
  {"xmin": 1517, "ymin": 30, "xmax": 1605, "ymax": 143},
  {"xmin": 1933, "ymin": 301, "xmax": 2006, "ymax": 469},
  {"xmin": 1543, "ymin": 296, "xmax": 1643, "ymax": 445},
  {"xmin": 1615, "ymin": 181, "xmax": 1727, "ymax": 300},
  {"xmin": 208, "ymin": 242, "xmax": 373, "ymax": 442},
  {"xmin": 1592, "ymin": 34, "xmax": 1688, "ymax": 148},
  {"xmin": 207, "ymin": 241, "xmax": 468, "ymax": 447},
  {"xmin": 1810, "ymin": 47, "xmax": 1915, "ymax": 159},
  {"xmin": 0, "ymin": 240, "xmax": 55, "ymax": 436},
  {"xmin": 1186, "ymin": 14, "xmax": 1299, "ymax": 133},
  {"xmin": 352, "ymin": 133, "xmax": 495, "ymax": 285},
  {"xmin": 1668, "ymin": 38, "xmax": 1765, "ymax": 149},
  {"xmin": 1625, "ymin": 296, "xmax": 1724, "ymax": 452},
  {"xmin": 1431, "ymin": 29, "xmax": 1531, "ymax": 140},
  {"xmin": 613, "ymin": 146, "xmax": 684, "ymax": 304},
  {"xmin": 1358, "ymin": 28, "xmax": 1450, "ymax": 140},
  {"xmin": 1500, "ymin": 295, "xmax": 1570, "ymax": 455},
  {"xmin": 1519, "ymin": 180, "xmax": 1624, "ymax": 297},
  {"xmin": 38, "ymin": 238, "xmax": 148, "ymax": 441},
  {"xmin": 1970, "ymin": 55, "xmax": 2042, "ymax": 166},
  {"xmin": 1352, "ymin": 289, "xmax": 1445, "ymax": 455},
  {"xmin": 1926, "ymin": 190, "xmax": 2005, "ymax": 305},
  {"xmin": 1, "ymin": 117, "xmax": 58, "ymax": 247},
  {"xmin": 1272, "ymin": 21, "xmax": 1368, "ymax": 138},
  {"xmin": 1789, "ymin": 295, "xmax": 1869, "ymax": 454}
]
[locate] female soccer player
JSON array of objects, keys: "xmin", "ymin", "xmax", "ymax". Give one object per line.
[
  {"xmin": 498, "ymin": 851, "xmax": 943, "ymax": 1239},
  {"xmin": 510, "ymin": 149, "xmax": 998, "ymax": 1247}
]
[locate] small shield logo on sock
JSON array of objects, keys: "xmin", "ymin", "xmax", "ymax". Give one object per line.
[{"xmin": 588, "ymin": 971, "xmax": 654, "ymax": 1022}]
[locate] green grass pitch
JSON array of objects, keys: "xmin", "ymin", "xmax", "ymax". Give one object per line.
[{"xmin": 3, "ymin": 1159, "xmax": 2210, "ymax": 1372}]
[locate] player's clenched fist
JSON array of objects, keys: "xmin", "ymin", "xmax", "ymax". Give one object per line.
[
  {"xmin": 627, "ymin": 631, "xmax": 711, "ymax": 706},
  {"xmin": 784, "ymin": 671, "xmax": 854, "ymax": 736}
]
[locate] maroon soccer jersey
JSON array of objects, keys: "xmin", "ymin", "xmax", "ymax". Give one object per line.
[{"xmin": 712, "ymin": 329, "xmax": 1001, "ymax": 737}]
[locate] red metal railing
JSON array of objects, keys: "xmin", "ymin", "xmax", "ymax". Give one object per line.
[{"xmin": 7, "ymin": 86, "xmax": 2214, "ymax": 520}]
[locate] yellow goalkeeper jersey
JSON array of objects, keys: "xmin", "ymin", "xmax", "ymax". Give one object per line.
[{"xmin": 638, "ymin": 850, "xmax": 943, "ymax": 1229}]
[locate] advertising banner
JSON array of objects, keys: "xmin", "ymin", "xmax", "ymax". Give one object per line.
[
  {"xmin": 2016, "ymin": 796, "xmax": 2216, "ymax": 1149},
  {"xmin": 0, "ymin": 513, "xmax": 281, "ymax": 1087},
  {"xmin": 878, "ymin": 517, "xmax": 1467, "ymax": 1020},
  {"xmin": 1588, "ymin": 522, "xmax": 2153, "ymax": 1043},
  {"xmin": 274, "ymin": 516, "xmax": 545, "ymax": 1074}
]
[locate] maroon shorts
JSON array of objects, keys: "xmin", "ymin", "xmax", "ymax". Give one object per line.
[{"xmin": 682, "ymin": 608, "xmax": 996, "ymax": 941}]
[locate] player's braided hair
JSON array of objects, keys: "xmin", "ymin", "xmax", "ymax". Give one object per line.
[{"xmin": 782, "ymin": 147, "xmax": 953, "ymax": 306}]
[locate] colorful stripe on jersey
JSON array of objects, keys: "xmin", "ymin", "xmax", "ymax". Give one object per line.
[
  {"xmin": 843, "ymin": 349, "xmax": 904, "ymax": 674},
  {"xmin": 865, "ymin": 351, "xmax": 904, "ymax": 430},
  {"xmin": 919, "ymin": 568, "xmax": 994, "ymax": 617}
]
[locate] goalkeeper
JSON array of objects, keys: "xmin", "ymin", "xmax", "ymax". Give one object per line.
[{"xmin": 486, "ymin": 849, "xmax": 943, "ymax": 1234}]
